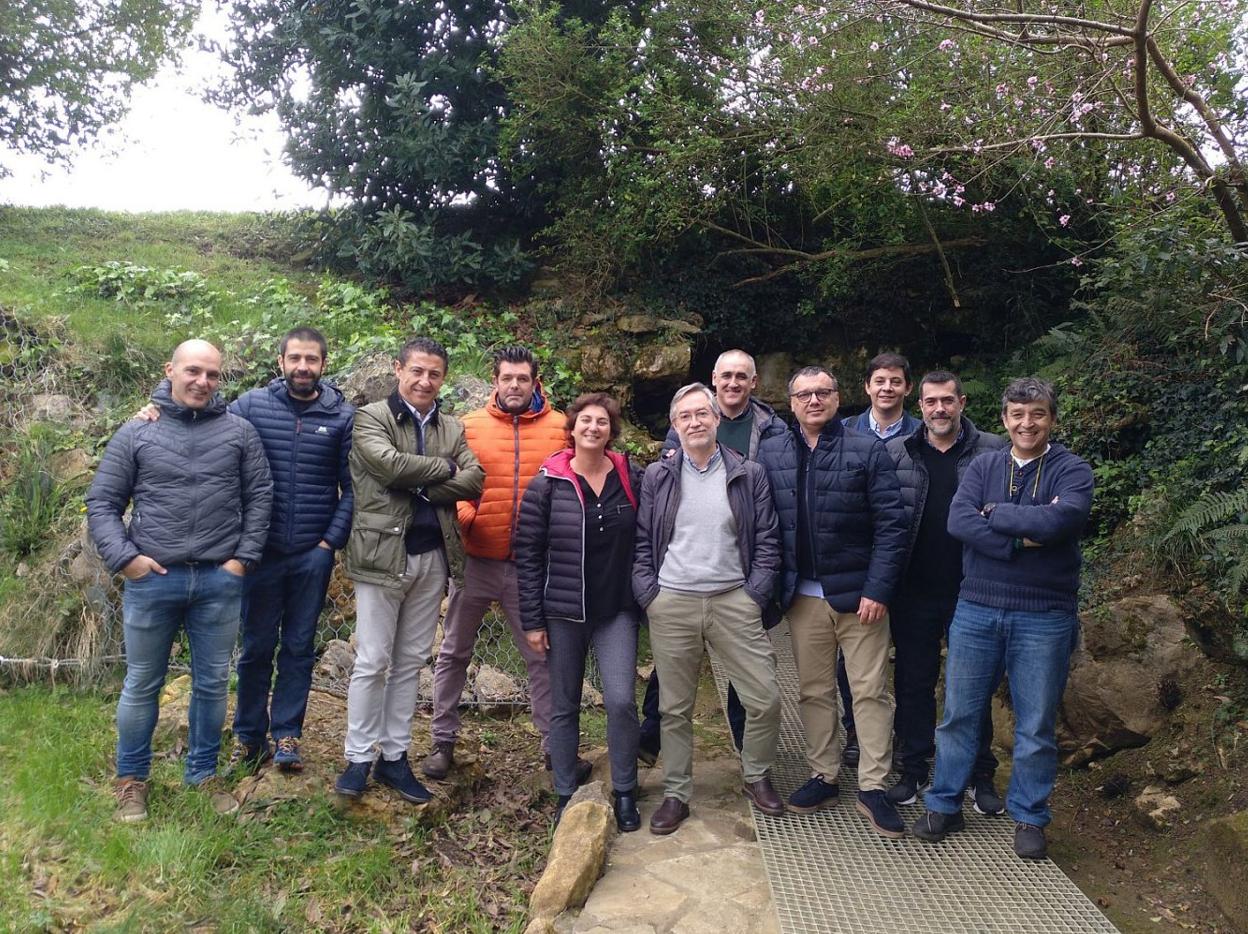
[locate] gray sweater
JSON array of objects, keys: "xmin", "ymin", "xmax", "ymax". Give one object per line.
[{"xmin": 87, "ymin": 380, "xmax": 274, "ymax": 573}]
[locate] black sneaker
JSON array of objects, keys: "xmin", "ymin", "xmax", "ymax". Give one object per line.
[
  {"xmin": 911, "ymin": 809, "xmax": 966, "ymax": 842},
  {"xmin": 971, "ymin": 777, "xmax": 1006, "ymax": 816},
  {"xmin": 374, "ymin": 753, "xmax": 432, "ymax": 804},
  {"xmin": 841, "ymin": 732, "xmax": 860, "ymax": 768},
  {"xmin": 856, "ymin": 790, "xmax": 905, "ymax": 838},
  {"xmin": 786, "ymin": 774, "xmax": 839, "ymax": 813},
  {"xmin": 637, "ymin": 738, "xmax": 660, "ymax": 767},
  {"xmin": 544, "ymin": 752, "xmax": 594, "ymax": 786},
  {"xmin": 227, "ymin": 739, "xmax": 272, "ymax": 776},
  {"xmin": 885, "ymin": 774, "xmax": 923, "ymax": 807},
  {"xmin": 1013, "ymin": 822, "xmax": 1047, "ymax": 860},
  {"xmin": 334, "ymin": 760, "xmax": 371, "ymax": 798}
]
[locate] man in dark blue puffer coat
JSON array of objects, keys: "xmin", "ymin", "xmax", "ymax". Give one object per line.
[
  {"xmin": 227, "ymin": 327, "xmax": 355, "ymax": 773},
  {"xmin": 758, "ymin": 365, "xmax": 908, "ymax": 839}
]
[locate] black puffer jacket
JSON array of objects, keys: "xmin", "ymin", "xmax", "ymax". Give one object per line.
[
  {"xmin": 87, "ymin": 380, "xmax": 273, "ymax": 573},
  {"xmin": 884, "ymin": 415, "xmax": 1006, "ymax": 569},
  {"xmin": 515, "ymin": 449, "xmax": 641, "ymax": 630},
  {"xmin": 631, "ymin": 445, "xmax": 781, "ymax": 612},
  {"xmin": 758, "ymin": 420, "xmax": 907, "ymax": 612}
]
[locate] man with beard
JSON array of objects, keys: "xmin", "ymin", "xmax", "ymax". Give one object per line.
[
  {"xmin": 421, "ymin": 345, "xmax": 584, "ymax": 782},
  {"xmin": 882, "ymin": 371, "xmax": 1006, "ymax": 813},
  {"xmin": 133, "ymin": 328, "xmax": 354, "ymax": 775},
  {"xmin": 227, "ymin": 328, "xmax": 355, "ymax": 772}
]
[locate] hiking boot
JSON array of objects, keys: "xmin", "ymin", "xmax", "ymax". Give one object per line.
[
  {"xmin": 911, "ymin": 809, "xmax": 966, "ymax": 842},
  {"xmin": 334, "ymin": 760, "xmax": 371, "ymax": 798},
  {"xmin": 554, "ymin": 794, "xmax": 573, "ymax": 825},
  {"xmin": 544, "ymin": 752, "xmax": 594, "ymax": 787},
  {"xmin": 193, "ymin": 776, "xmax": 239, "ymax": 816},
  {"xmin": 613, "ymin": 788, "xmax": 641, "ymax": 832},
  {"xmin": 885, "ymin": 774, "xmax": 924, "ymax": 807},
  {"xmin": 374, "ymin": 753, "xmax": 432, "ymax": 804},
  {"xmin": 648, "ymin": 796, "xmax": 690, "ymax": 835},
  {"xmin": 841, "ymin": 730, "xmax": 860, "ymax": 768},
  {"xmin": 786, "ymin": 774, "xmax": 839, "ymax": 814},
  {"xmin": 273, "ymin": 736, "xmax": 303, "ymax": 773},
  {"xmin": 971, "ymin": 777, "xmax": 1006, "ymax": 816},
  {"xmin": 855, "ymin": 789, "xmax": 905, "ymax": 839},
  {"xmin": 1014, "ymin": 822, "xmax": 1047, "ymax": 860},
  {"xmin": 420, "ymin": 742, "xmax": 454, "ymax": 780},
  {"xmin": 114, "ymin": 777, "xmax": 149, "ymax": 823},
  {"xmin": 743, "ymin": 777, "xmax": 785, "ymax": 817},
  {"xmin": 227, "ymin": 739, "xmax": 272, "ymax": 776}
]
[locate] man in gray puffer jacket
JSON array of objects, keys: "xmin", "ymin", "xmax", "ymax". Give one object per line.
[{"xmin": 87, "ymin": 340, "xmax": 273, "ymax": 823}]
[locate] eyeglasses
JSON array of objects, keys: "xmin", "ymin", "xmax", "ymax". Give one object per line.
[
  {"xmin": 790, "ymin": 388, "xmax": 836, "ymax": 404},
  {"xmin": 674, "ymin": 407, "xmax": 716, "ymax": 425}
]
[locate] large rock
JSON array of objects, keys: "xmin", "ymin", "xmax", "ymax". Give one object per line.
[
  {"xmin": 754, "ymin": 352, "xmax": 796, "ymax": 410},
  {"xmin": 1133, "ymin": 784, "xmax": 1181, "ymax": 831},
  {"xmin": 335, "ymin": 351, "xmax": 395, "ymax": 406},
  {"xmin": 580, "ymin": 342, "xmax": 629, "ymax": 384},
  {"xmin": 473, "ymin": 664, "xmax": 524, "ymax": 710},
  {"xmin": 1199, "ymin": 810, "xmax": 1248, "ymax": 929},
  {"xmin": 154, "ymin": 674, "xmax": 194, "ymax": 745},
  {"xmin": 49, "ymin": 447, "xmax": 93, "ymax": 484},
  {"xmin": 1057, "ymin": 595, "xmax": 1200, "ymax": 766},
  {"xmin": 527, "ymin": 781, "xmax": 614, "ymax": 924},
  {"xmin": 439, "ymin": 374, "xmax": 492, "ymax": 416},
  {"xmin": 315, "ymin": 639, "xmax": 355, "ymax": 681},
  {"xmin": 632, "ymin": 341, "xmax": 690, "ymax": 383}
]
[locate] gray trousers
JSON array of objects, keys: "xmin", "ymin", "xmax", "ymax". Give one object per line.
[
  {"xmin": 647, "ymin": 586, "xmax": 781, "ymax": 802},
  {"xmin": 546, "ymin": 611, "xmax": 640, "ymax": 796},
  {"xmin": 345, "ymin": 550, "xmax": 448, "ymax": 762}
]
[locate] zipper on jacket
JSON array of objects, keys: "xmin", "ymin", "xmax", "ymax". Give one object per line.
[
  {"xmin": 508, "ymin": 416, "xmax": 521, "ymax": 558},
  {"xmin": 288, "ymin": 414, "xmax": 303, "ymax": 549}
]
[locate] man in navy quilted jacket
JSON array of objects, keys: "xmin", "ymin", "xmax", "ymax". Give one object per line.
[{"xmin": 227, "ymin": 327, "xmax": 355, "ymax": 774}]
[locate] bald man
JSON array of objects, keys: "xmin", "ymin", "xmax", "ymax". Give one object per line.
[{"xmin": 87, "ymin": 340, "xmax": 273, "ymax": 822}]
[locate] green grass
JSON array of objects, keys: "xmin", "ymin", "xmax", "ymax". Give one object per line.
[{"xmin": 0, "ymin": 685, "xmax": 532, "ymax": 931}]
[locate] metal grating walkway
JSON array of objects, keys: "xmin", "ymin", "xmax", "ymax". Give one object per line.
[{"xmin": 710, "ymin": 622, "xmax": 1119, "ymax": 934}]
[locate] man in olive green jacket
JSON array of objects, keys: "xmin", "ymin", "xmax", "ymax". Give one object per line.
[{"xmin": 335, "ymin": 337, "xmax": 485, "ymax": 804}]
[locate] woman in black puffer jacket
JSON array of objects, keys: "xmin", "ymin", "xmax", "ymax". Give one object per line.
[{"xmin": 515, "ymin": 392, "xmax": 643, "ymax": 831}]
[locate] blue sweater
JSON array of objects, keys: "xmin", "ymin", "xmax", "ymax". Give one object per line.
[
  {"xmin": 947, "ymin": 443, "xmax": 1094, "ymax": 612},
  {"xmin": 230, "ymin": 378, "xmax": 355, "ymax": 554}
]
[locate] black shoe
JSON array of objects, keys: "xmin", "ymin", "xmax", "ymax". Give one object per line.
[
  {"xmin": 786, "ymin": 774, "xmax": 839, "ymax": 813},
  {"xmin": 971, "ymin": 777, "xmax": 1006, "ymax": 816},
  {"xmin": 554, "ymin": 794, "xmax": 573, "ymax": 825},
  {"xmin": 885, "ymin": 774, "xmax": 923, "ymax": 807},
  {"xmin": 1014, "ymin": 822, "xmax": 1047, "ymax": 859},
  {"xmin": 543, "ymin": 753, "xmax": 594, "ymax": 786},
  {"xmin": 374, "ymin": 753, "xmax": 432, "ymax": 804},
  {"xmin": 911, "ymin": 809, "xmax": 966, "ymax": 842},
  {"xmin": 638, "ymin": 738, "xmax": 660, "ymax": 767},
  {"xmin": 841, "ymin": 732, "xmax": 860, "ymax": 768},
  {"xmin": 613, "ymin": 789, "xmax": 641, "ymax": 832},
  {"xmin": 334, "ymin": 760, "xmax": 371, "ymax": 798},
  {"xmin": 856, "ymin": 790, "xmax": 905, "ymax": 838}
]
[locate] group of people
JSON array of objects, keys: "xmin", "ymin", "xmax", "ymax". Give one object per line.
[{"xmin": 86, "ymin": 330, "xmax": 1092, "ymax": 864}]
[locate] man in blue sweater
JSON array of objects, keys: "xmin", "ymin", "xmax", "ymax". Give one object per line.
[{"xmin": 911, "ymin": 377, "xmax": 1093, "ymax": 860}]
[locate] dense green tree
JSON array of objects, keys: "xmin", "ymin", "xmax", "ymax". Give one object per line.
[{"xmin": 0, "ymin": 0, "xmax": 196, "ymax": 174}]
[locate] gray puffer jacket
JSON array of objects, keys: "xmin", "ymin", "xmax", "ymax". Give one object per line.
[{"xmin": 87, "ymin": 380, "xmax": 274, "ymax": 573}]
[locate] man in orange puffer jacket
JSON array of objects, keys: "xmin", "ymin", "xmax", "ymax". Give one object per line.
[{"xmin": 421, "ymin": 346, "xmax": 590, "ymax": 782}]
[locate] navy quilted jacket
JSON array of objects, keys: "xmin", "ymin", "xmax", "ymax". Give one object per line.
[
  {"xmin": 230, "ymin": 378, "xmax": 355, "ymax": 554},
  {"xmin": 758, "ymin": 420, "xmax": 908, "ymax": 612}
]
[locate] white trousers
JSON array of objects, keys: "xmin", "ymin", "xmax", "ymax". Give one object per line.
[{"xmin": 344, "ymin": 550, "xmax": 448, "ymax": 762}]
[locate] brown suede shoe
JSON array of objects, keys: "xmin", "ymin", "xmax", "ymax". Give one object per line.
[
  {"xmin": 648, "ymin": 796, "xmax": 691, "ymax": 835},
  {"xmin": 743, "ymin": 777, "xmax": 785, "ymax": 817}
]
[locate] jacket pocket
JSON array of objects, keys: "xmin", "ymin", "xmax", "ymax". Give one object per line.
[{"xmin": 347, "ymin": 509, "xmax": 406, "ymax": 579}]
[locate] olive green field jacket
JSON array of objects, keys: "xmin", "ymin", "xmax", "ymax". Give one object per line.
[{"xmin": 345, "ymin": 390, "xmax": 485, "ymax": 589}]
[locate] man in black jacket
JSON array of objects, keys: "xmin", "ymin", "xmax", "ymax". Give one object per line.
[
  {"xmin": 87, "ymin": 340, "xmax": 273, "ymax": 823},
  {"xmin": 882, "ymin": 371, "xmax": 1006, "ymax": 812},
  {"xmin": 758, "ymin": 366, "xmax": 908, "ymax": 838},
  {"xmin": 633, "ymin": 383, "xmax": 784, "ymax": 834}
]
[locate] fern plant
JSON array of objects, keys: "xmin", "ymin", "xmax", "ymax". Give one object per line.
[{"xmin": 1161, "ymin": 488, "xmax": 1248, "ymax": 597}]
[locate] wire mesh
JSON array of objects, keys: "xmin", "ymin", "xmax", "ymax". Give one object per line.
[{"xmin": 710, "ymin": 625, "xmax": 1120, "ymax": 934}]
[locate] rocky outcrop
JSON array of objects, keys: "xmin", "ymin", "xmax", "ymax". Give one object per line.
[
  {"xmin": 1132, "ymin": 785, "xmax": 1182, "ymax": 831},
  {"xmin": 1057, "ymin": 596, "xmax": 1201, "ymax": 766},
  {"xmin": 526, "ymin": 781, "xmax": 614, "ymax": 931},
  {"xmin": 1199, "ymin": 810, "xmax": 1248, "ymax": 929}
]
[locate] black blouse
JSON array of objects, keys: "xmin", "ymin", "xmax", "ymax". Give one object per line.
[{"xmin": 576, "ymin": 469, "xmax": 636, "ymax": 623}]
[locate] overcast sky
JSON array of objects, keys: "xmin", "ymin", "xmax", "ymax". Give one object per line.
[{"xmin": 0, "ymin": 3, "xmax": 321, "ymax": 213}]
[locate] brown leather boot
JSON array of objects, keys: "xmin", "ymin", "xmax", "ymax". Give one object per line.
[
  {"xmin": 648, "ymin": 796, "xmax": 690, "ymax": 835},
  {"xmin": 743, "ymin": 776, "xmax": 785, "ymax": 817}
]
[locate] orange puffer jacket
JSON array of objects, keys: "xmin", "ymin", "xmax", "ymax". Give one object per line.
[{"xmin": 457, "ymin": 389, "xmax": 567, "ymax": 560}]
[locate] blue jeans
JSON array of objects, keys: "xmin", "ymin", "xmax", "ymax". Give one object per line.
[
  {"xmin": 233, "ymin": 544, "xmax": 336, "ymax": 745},
  {"xmin": 116, "ymin": 564, "xmax": 244, "ymax": 784},
  {"xmin": 924, "ymin": 599, "xmax": 1079, "ymax": 827}
]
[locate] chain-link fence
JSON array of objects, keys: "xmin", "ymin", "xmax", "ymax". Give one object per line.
[{"xmin": 0, "ymin": 314, "xmax": 574, "ymax": 706}]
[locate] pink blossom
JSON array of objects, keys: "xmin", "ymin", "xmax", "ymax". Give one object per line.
[
  {"xmin": 952, "ymin": 195, "xmax": 965, "ymax": 207},
  {"xmin": 1026, "ymin": 76, "xmax": 1038, "ymax": 88},
  {"xmin": 939, "ymin": 38, "xmax": 956, "ymax": 51},
  {"xmin": 869, "ymin": 41, "xmax": 879, "ymax": 52},
  {"xmin": 1044, "ymin": 157, "xmax": 1056, "ymax": 169},
  {"xmin": 886, "ymin": 138, "xmax": 914, "ymax": 158},
  {"xmin": 1058, "ymin": 214, "xmax": 1071, "ymax": 227},
  {"xmin": 1165, "ymin": 191, "xmax": 1176, "ymax": 203},
  {"xmin": 1070, "ymin": 256, "xmax": 1083, "ymax": 267}
]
